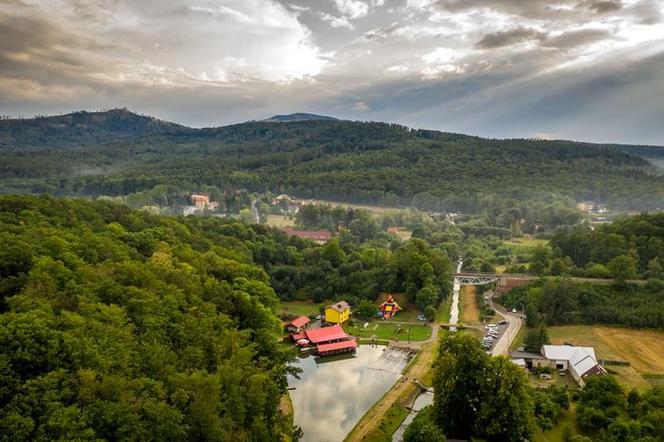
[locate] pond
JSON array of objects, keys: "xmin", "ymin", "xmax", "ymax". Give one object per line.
[{"xmin": 287, "ymin": 345, "xmax": 401, "ymax": 442}]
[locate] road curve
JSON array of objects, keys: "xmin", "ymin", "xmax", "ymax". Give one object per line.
[{"xmin": 489, "ymin": 299, "xmax": 523, "ymax": 356}]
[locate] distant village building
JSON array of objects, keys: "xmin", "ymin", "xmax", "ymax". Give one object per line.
[
  {"xmin": 191, "ymin": 194, "xmax": 210, "ymax": 209},
  {"xmin": 325, "ymin": 301, "xmax": 351, "ymax": 325},
  {"xmin": 511, "ymin": 344, "xmax": 606, "ymax": 386},
  {"xmin": 184, "ymin": 194, "xmax": 219, "ymax": 215},
  {"xmin": 280, "ymin": 227, "xmax": 332, "ymax": 245}
]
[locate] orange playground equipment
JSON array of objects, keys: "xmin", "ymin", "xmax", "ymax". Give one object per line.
[{"xmin": 378, "ymin": 295, "xmax": 402, "ymax": 319}]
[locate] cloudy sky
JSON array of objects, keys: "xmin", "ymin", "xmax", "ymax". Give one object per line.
[{"xmin": 1, "ymin": 0, "xmax": 664, "ymax": 144}]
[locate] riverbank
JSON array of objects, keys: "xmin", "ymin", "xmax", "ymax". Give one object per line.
[{"xmin": 343, "ymin": 338, "xmax": 439, "ymax": 442}]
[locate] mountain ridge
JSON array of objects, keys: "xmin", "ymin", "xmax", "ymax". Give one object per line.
[{"xmin": 260, "ymin": 112, "xmax": 340, "ymax": 123}]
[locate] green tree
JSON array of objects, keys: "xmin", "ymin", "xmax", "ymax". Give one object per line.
[
  {"xmin": 608, "ymin": 254, "xmax": 637, "ymax": 285},
  {"xmin": 404, "ymin": 407, "xmax": 446, "ymax": 442},
  {"xmin": 524, "ymin": 323, "xmax": 550, "ymax": 353},
  {"xmin": 433, "ymin": 333, "xmax": 533, "ymax": 441},
  {"xmin": 355, "ymin": 300, "xmax": 377, "ymax": 318}
]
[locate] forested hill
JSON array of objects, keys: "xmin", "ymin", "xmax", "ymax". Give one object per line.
[
  {"xmin": 0, "ymin": 195, "xmax": 297, "ymax": 440},
  {"xmin": 0, "ymin": 109, "xmax": 186, "ymax": 148},
  {"xmin": 1, "ymin": 112, "xmax": 663, "ymax": 211}
]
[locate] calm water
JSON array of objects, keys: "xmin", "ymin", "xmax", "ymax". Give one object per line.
[{"xmin": 287, "ymin": 345, "xmax": 400, "ymax": 442}]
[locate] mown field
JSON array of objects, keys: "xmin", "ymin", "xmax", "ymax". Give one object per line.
[
  {"xmin": 346, "ymin": 322, "xmax": 432, "ymax": 342},
  {"xmin": 460, "ymin": 286, "xmax": 480, "ymax": 324},
  {"xmin": 548, "ymin": 325, "xmax": 664, "ymax": 391},
  {"xmin": 266, "ymin": 214, "xmax": 295, "ymax": 228}
]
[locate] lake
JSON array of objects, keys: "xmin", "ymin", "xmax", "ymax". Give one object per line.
[{"xmin": 287, "ymin": 345, "xmax": 400, "ymax": 442}]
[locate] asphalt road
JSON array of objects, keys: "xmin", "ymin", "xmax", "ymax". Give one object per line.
[{"xmin": 489, "ymin": 300, "xmax": 523, "ymax": 356}]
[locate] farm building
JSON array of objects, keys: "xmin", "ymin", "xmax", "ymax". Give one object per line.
[
  {"xmin": 325, "ymin": 301, "xmax": 350, "ymax": 324},
  {"xmin": 542, "ymin": 345, "xmax": 607, "ymax": 386},
  {"xmin": 285, "ymin": 316, "xmax": 310, "ymax": 333},
  {"xmin": 511, "ymin": 345, "xmax": 606, "ymax": 386}
]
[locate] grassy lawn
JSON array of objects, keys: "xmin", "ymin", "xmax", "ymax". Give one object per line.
[
  {"xmin": 437, "ymin": 296, "xmax": 452, "ymax": 323},
  {"xmin": 503, "ymin": 236, "xmax": 548, "ymax": 259},
  {"xmin": 360, "ymin": 401, "xmax": 410, "ymax": 442},
  {"xmin": 266, "ymin": 214, "xmax": 295, "ymax": 228},
  {"xmin": 375, "ymin": 293, "xmax": 420, "ymax": 322},
  {"xmin": 347, "ymin": 321, "xmax": 432, "ymax": 342},
  {"xmin": 278, "ymin": 300, "xmax": 326, "ymax": 317},
  {"xmin": 510, "ymin": 325, "xmax": 526, "ymax": 352},
  {"xmin": 548, "ymin": 325, "xmax": 664, "ymax": 391},
  {"xmin": 392, "ymin": 228, "xmax": 412, "ymax": 241},
  {"xmin": 528, "ymin": 371, "xmax": 579, "ymax": 390}
]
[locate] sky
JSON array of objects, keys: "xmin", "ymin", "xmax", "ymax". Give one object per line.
[{"xmin": 1, "ymin": 0, "xmax": 664, "ymax": 144}]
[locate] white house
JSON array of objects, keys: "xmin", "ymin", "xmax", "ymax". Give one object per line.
[{"xmin": 541, "ymin": 345, "xmax": 607, "ymax": 386}]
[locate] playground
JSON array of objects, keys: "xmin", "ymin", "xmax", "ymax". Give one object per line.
[{"xmin": 378, "ymin": 294, "xmax": 402, "ymax": 319}]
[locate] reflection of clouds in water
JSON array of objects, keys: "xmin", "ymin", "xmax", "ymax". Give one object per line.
[{"xmin": 289, "ymin": 347, "xmax": 399, "ymax": 442}]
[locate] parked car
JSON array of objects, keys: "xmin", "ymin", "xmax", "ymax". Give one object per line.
[{"xmin": 499, "ymin": 320, "xmax": 508, "ymax": 325}]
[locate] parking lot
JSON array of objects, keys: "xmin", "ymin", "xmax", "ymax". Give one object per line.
[{"xmin": 481, "ymin": 320, "xmax": 509, "ymax": 353}]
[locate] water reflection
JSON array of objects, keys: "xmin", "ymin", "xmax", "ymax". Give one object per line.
[{"xmin": 288, "ymin": 345, "xmax": 400, "ymax": 442}]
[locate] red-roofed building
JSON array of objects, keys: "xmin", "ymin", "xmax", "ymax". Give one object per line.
[
  {"xmin": 316, "ymin": 339, "xmax": 358, "ymax": 356},
  {"xmin": 304, "ymin": 324, "xmax": 350, "ymax": 344},
  {"xmin": 285, "ymin": 316, "xmax": 311, "ymax": 333},
  {"xmin": 291, "ymin": 332, "xmax": 307, "ymax": 342},
  {"xmin": 281, "ymin": 227, "xmax": 332, "ymax": 245}
]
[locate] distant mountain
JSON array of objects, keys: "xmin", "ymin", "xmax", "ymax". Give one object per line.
[
  {"xmin": 261, "ymin": 113, "xmax": 339, "ymax": 123},
  {"xmin": 0, "ymin": 109, "xmax": 186, "ymax": 148},
  {"xmin": 1, "ymin": 111, "xmax": 663, "ymax": 212}
]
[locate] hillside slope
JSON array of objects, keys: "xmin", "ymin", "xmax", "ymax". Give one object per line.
[
  {"xmin": 0, "ymin": 114, "xmax": 663, "ymax": 211},
  {"xmin": 0, "ymin": 109, "xmax": 186, "ymax": 148},
  {"xmin": 0, "ymin": 195, "xmax": 295, "ymax": 440}
]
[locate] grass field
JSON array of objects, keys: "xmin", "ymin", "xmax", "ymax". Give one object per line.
[
  {"xmin": 460, "ymin": 286, "xmax": 480, "ymax": 324},
  {"xmin": 359, "ymin": 401, "xmax": 410, "ymax": 442},
  {"xmin": 266, "ymin": 214, "xmax": 295, "ymax": 228},
  {"xmin": 548, "ymin": 325, "xmax": 664, "ymax": 391},
  {"xmin": 346, "ymin": 321, "xmax": 432, "ymax": 342},
  {"xmin": 503, "ymin": 236, "xmax": 548, "ymax": 257},
  {"xmin": 278, "ymin": 300, "xmax": 325, "ymax": 317},
  {"xmin": 437, "ymin": 296, "xmax": 452, "ymax": 323}
]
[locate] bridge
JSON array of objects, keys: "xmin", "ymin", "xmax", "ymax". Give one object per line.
[{"xmin": 452, "ymin": 272, "xmax": 535, "ymax": 286}]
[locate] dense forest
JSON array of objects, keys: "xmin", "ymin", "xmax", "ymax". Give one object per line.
[
  {"xmin": 2, "ymin": 110, "xmax": 664, "ymax": 212},
  {"xmin": 549, "ymin": 213, "xmax": 664, "ymax": 280},
  {"xmin": 0, "ymin": 195, "xmax": 455, "ymax": 440},
  {"xmin": 499, "ymin": 278, "xmax": 664, "ymax": 329},
  {"xmin": 0, "ymin": 195, "xmax": 299, "ymax": 441}
]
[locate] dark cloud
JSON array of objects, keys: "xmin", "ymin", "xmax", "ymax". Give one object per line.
[
  {"xmin": 476, "ymin": 28, "xmax": 546, "ymax": 49},
  {"xmin": 582, "ymin": 0, "xmax": 622, "ymax": 14},
  {"xmin": 541, "ymin": 29, "xmax": 612, "ymax": 50}
]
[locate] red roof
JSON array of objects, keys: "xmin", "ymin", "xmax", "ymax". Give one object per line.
[
  {"xmin": 288, "ymin": 316, "xmax": 310, "ymax": 328},
  {"xmin": 281, "ymin": 227, "xmax": 332, "ymax": 241},
  {"xmin": 305, "ymin": 325, "xmax": 349, "ymax": 344},
  {"xmin": 317, "ymin": 340, "xmax": 358, "ymax": 353},
  {"xmin": 291, "ymin": 332, "xmax": 307, "ymax": 341}
]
